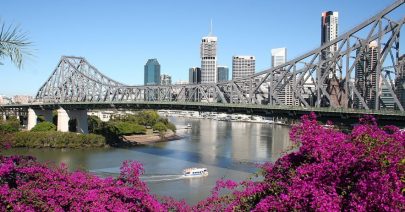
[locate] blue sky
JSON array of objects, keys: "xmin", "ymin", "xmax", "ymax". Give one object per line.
[{"xmin": 0, "ymin": 0, "xmax": 402, "ymax": 96}]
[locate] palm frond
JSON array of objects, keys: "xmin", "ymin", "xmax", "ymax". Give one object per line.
[{"xmin": 0, "ymin": 20, "xmax": 32, "ymax": 69}]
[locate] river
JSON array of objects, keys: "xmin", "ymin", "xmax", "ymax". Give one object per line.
[{"xmin": 2, "ymin": 117, "xmax": 292, "ymax": 205}]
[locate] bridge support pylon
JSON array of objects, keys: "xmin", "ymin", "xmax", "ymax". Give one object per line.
[
  {"xmin": 27, "ymin": 108, "xmax": 53, "ymax": 130},
  {"xmin": 57, "ymin": 107, "xmax": 88, "ymax": 134}
]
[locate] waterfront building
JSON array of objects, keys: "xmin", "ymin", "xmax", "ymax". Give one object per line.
[
  {"xmin": 232, "ymin": 56, "xmax": 255, "ymax": 80},
  {"xmin": 271, "ymin": 48, "xmax": 287, "ymax": 68},
  {"xmin": 0, "ymin": 96, "xmax": 12, "ymax": 105},
  {"xmin": 189, "ymin": 67, "xmax": 201, "ymax": 84},
  {"xmin": 12, "ymin": 95, "xmax": 33, "ymax": 104},
  {"xmin": 217, "ymin": 66, "xmax": 229, "ymax": 82},
  {"xmin": 200, "ymin": 35, "xmax": 217, "ymax": 83},
  {"xmin": 144, "ymin": 59, "xmax": 161, "ymax": 85},
  {"xmin": 354, "ymin": 41, "xmax": 379, "ymax": 109},
  {"xmin": 160, "ymin": 74, "xmax": 172, "ymax": 85},
  {"xmin": 175, "ymin": 80, "xmax": 188, "ymax": 85}
]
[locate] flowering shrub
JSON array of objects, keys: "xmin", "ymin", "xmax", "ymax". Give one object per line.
[
  {"xmin": 0, "ymin": 157, "xmax": 165, "ymax": 211},
  {"xmin": 0, "ymin": 113, "xmax": 404, "ymax": 211},
  {"xmin": 195, "ymin": 113, "xmax": 405, "ymax": 211}
]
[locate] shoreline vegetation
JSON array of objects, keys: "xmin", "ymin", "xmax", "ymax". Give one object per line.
[
  {"xmin": 0, "ymin": 110, "xmax": 178, "ymax": 148},
  {"xmin": 0, "ymin": 113, "xmax": 403, "ymax": 210}
]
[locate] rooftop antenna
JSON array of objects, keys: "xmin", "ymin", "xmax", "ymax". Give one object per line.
[{"xmin": 209, "ymin": 19, "xmax": 213, "ymax": 36}]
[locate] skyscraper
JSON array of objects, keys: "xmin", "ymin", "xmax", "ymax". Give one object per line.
[
  {"xmin": 354, "ymin": 41, "xmax": 379, "ymax": 109},
  {"xmin": 160, "ymin": 74, "xmax": 172, "ymax": 85},
  {"xmin": 320, "ymin": 11, "xmax": 339, "ymax": 80},
  {"xmin": 270, "ymin": 48, "xmax": 296, "ymax": 106},
  {"xmin": 217, "ymin": 66, "xmax": 229, "ymax": 82},
  {"xmin": 189, "ymin": 67, "xmax": 201, "ymax": 84},
  {"xmin": 200, "ymin": 35, "xmax": 217, "ymax": 83},
  {"xmin": 320, "ymin": 11, "xmax": 345, "ymax": 108},
  {"xmin": 271, "ymin": 48, "xmax": 287, "ymax": 68},
  {"xmin": 232, "ymin": 56, "xmax": 255, "ymax": 80},
  {"xmin": 395, "ymin": 54, "xmax": 405, "ymax": 110},
  {"xmin": 144, "ymin": 59, "xmax": 160, "ymax": 85}
]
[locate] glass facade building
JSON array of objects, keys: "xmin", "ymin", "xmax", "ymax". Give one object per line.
[
  {"xmin": 217, "ymin": 66, "xmax": 229, "ymax": 82},
  {"xmin": 189, "ymin": 67, "xmax": 201, "ymax": 84},
  {"xmin": 144, "ymin": 59, "xmax": 161, "ymax": 85}
]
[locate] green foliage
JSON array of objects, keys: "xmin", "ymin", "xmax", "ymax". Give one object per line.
[
  {"xmin": 111, "ymin": 111, "xmax": 158, "ymax": 126},
  {"xmin": 30, "ymin": 121, "xmax": 56, "ymax": 132},
  {"xmin": 0, "ymin": 118, "xmax": 19, "ymax": 133},
  {"xmin": 88, "ymin": 115, "xmax": 103, "ymax": 134},
  {"xmin": 166, "ymin": 122, "xmax": 176, "ymax": 133},
  {"xmin": 13, "ymin": 131, "xmax": 106, "ymax": 148},
  {"xmin": 0, "ymin": 20, "xmax": 32, "ymax": 69},
  {"xmin": 110, "ymin": 121, "xmax": 146, "ymax": 136},
  {"xmin": 153, "ymin": 122, "xmax": 167, "ymax": 133},
  {"xmin": 36, "ymin": 115, "xmax": 45, "ymax": 123}
]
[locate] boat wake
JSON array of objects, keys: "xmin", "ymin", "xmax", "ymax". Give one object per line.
[{"xmin": 141, "ymin": 174, "xmax": 184, "ymax": 182}]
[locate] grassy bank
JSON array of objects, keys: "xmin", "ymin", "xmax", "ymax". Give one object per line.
[{"xmin": 13, "ymin": 131, "xmax": 107, "ymax": 148}]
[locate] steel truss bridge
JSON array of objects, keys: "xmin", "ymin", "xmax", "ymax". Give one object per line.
[{"xmin": 2, "ymin": 0, "xmax": 405, "ymax": 123}]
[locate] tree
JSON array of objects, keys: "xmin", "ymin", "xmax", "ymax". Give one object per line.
[
  {"xmin": 0, "ymin": 20, "xmax": 32, "ymax": 69},
  {"xmin": 30, "ymin": 121, "xmax": 56, "ymax": 132}
]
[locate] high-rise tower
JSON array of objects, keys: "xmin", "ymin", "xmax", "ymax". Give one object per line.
[
  {"xmin": 200, "ymin": 22, "xmax": 217, "ymax": 83},
  {"xmin": 354, "ymin": 41, "xmax": 379, "ymax": 109},
  {"xmin": 320, "ymin": 11, "xmax": 339, "ymax": 80},
  {"xmin": 232, "ymin": 56, "xmax": 255, "ymax": 80},
  {"xmin": 320, "ymin": 11, "xmax": 346, "ymax": 108},
  {"xmin": 271, "ymin": 48, "xmax": 287, "ymax": 68},
  {"xmin": 144, "ymin": 59, "xmax": 161, "ymax": 85},
  {"xmin": 395, "ymin": 55, "xmax": 405, "ymax": 110},
  {"xmin": 217, "ymin": 66, "xmax": 229, "ymax": 82}
]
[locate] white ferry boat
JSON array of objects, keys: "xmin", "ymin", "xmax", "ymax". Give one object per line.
[{"xmin": 183, "ymin": 168, "xmax": 208, "ymax": 177}]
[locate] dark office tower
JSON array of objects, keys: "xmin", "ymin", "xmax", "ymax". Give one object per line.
[
  {"xmin": 189, "ymin": 67, "xmax": 201, "ymax": 84},
  {"xmin": 320, "ymin": 11, "xmax": 339, "ymax": 79},
  {"xmin": 217, "ymin": 66, "xmax": 229, "ymax": 82},
  {"xmin": 395, "ymin": 54, "xmax": 405, "ymax": 110},
  {"xmin": 319, "ymin": 11, "xmax": 345, "ymax": 108},
  {"xmin": 144, "ymin": 59, "xmax": 161, "ymax": 85},
  {"xmin": 354, "ymin": 41, "xmax": 379, "ymax": 109}
]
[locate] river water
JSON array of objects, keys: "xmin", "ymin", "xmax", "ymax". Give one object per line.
[{"xmin": 2, "ymin": 117, "xmax": 291, "ymax": 204}]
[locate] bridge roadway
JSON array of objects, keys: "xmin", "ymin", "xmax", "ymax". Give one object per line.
[{"xmin": 2, "ymin": 101, "xmax": 405, "ymax": 126}]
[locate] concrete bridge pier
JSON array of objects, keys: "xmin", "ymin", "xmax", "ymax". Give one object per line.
[
  {"xmin": 2, "ymin": 113, "xmax": 6, "ymax": 121},
  {"xmin": 27, "ymin": 108, "xmax": 53, "ymax": 130},
  {"xmin": 57, "ymin": 107, "xmax": 88, "ymax": 134}
]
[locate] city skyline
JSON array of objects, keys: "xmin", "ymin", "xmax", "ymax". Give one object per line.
[{"xmin": 0, "ymin": 0, "xmax": 402, "ymax": 96}]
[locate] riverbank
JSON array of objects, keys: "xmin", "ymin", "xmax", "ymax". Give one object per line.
[{"xmin": 122, "ymin": 129, "xmax": 188, "ymax": 145}]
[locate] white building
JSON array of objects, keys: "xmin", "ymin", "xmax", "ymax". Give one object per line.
[
  {"xmin": 12, "ymin": 95, "xmax": 33, "ymax": 104},
  {"xmin": 160, "ymin": 74, "xmax": 172, "ymax": 85},
  {"xmin": 175, "ymin": 80, "xmax": 188, "ymax": 85},
  {"xmin": 232, "ymin": 56, "xmax": 255, "ymax": 80},
  {"xmin": 271, "ymin": 48, "xmax": 287, "ymax": 68},
  {"xmin": 200, "ymin": 35, "xmax": 217, "ymax": 83},
  {"xmin": 0, "ymin": 96, "xmax": 12, "ymax": 105}
]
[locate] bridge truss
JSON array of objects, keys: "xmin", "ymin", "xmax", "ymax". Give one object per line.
[{"xmin": 35, "ymin": 0, "xmax": 405, "ymax": 111}]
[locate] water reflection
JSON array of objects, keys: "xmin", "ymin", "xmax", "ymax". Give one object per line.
[{"xmin": 2, "ymin": 117, "xmax": 292, "ymax": 204}]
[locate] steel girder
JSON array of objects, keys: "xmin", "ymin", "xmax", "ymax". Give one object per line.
[{"xmin": 35, "ymin": 0, "xmax": 405, "ymax": 111}]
